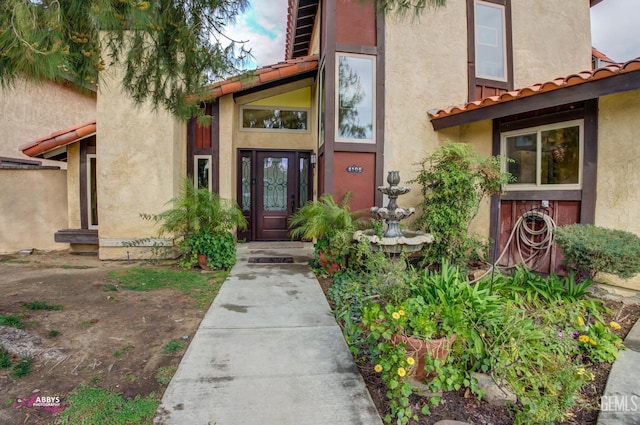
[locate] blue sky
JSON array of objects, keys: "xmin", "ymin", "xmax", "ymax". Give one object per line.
[{"xmin": 226, "ymin": 0, "xmax": 640, "ymax": 69}]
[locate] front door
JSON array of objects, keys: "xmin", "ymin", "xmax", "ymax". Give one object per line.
[{"xmin": 238, "ymin": 150, "xmax": 312, "ymax": 241}]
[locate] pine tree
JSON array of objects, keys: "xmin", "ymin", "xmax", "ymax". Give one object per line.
[{"xmin": 0, "ymin": 0, "xmax": 250, "ymax": 119}]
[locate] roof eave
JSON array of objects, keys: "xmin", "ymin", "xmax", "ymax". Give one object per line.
[{"xmin": 430, "ymin": 70, "xmax": 640, "ymax": 131}]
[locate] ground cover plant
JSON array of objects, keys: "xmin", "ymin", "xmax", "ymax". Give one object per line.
[
  {"xmin": 0, "ymin": 251, "xmax": 227, "ymax": 425},
  {"xmin": 323, "ymin": 240, "xmax": 629, "ymax": 424}
]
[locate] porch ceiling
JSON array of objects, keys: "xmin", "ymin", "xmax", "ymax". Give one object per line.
[
  {"xmin": 429, "ymin": 57, "xmax": 640, "ymax": 130},
  {"xmin": 20, "ymin": 120, "xmax": 96, "ymax": 158}
]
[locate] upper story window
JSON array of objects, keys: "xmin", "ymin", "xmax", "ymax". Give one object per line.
[
  {"xmin": 475, "ymin": 1, "xmax": 506, "ymax": 81},
  {"xmin": 241, "ymin": 106, "xmax": 309, "ymax": 131},
  {"xmin": 502, "ymin": 120, "xmax": 583, "ymax": 190},
  {"xmin": 336, "ymin": 54, "xmax": 375, "ymax": 142},
  {"xmin": 468, "ymin": 0, "xmax": 512, "ymax": 100}
]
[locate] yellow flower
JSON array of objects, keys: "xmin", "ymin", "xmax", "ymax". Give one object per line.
[
  {"xmin": 406, "ymin": 357, "xmax": 415, "ymax": 365},
  {"xmin": 480, "ymin": 332, "xmax": 485, "ymax": 338},
  {"xmin": 589, "ymin": 338, "xmax": 597, "ymax": 346},
  {"xmin": 392, "ymin": 312, "xmax": 401, "ymax": 320},
  {"xmin": 576, "ymin": 316, "xmax": 585, "ymax": 327},
  {"xmin": 610, "ymin": 321, "xmax": 621, "ymax": 330},
  {"xmin": 397, "ymin": 367, "xmax": 406, "ymax": 377},
  {"xmin": 578, "ymin": 335, "xmax": 590, "ymax": 343},
  {"xmin": 577, "ymin": 368, "xmax": 586, "ymax": 375},
  {"xmin": 398, "ymin": 310, "xmax": 405, "ymax": 316},
  {"xmin": 374, "ymin": 364, "xmax": 383, "ymax": 373}
]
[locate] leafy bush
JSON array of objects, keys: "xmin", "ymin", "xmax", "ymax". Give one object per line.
[
  {"xmin": 409, "ymin": 143, "xmax": 512, "ymax": 268},
  {"xmin": 142, "ymin": 178, "xmax": 246, "ymax": 269},
  {"xmin": 180, "ymin": 230, "xmax": 237, "ymax": 269},
  {"xmin": 555, "ymin": 224, "xmax": 640, "ymax": 278}
]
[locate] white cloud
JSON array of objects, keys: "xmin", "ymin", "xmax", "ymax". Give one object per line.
[
  {"xmin": 224, "ymin": 0, "xmax": 289, "ymax": 68},
  {"xmin": 591, "ymin": 0, "xmax": 640, "ymax": 62}
]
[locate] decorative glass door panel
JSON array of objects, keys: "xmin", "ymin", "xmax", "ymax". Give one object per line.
[{"xmin": 262, "ymin": 157, "xmax": 289, "ymax": 211}]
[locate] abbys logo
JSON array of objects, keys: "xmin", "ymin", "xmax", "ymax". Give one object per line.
[
  {"xmin": 14, "ymin": 393, "xmax": 65, "ymax": 413},
  {"xmin": 32, "ymin": 396, "xmax": 61, "ymax": 407}
]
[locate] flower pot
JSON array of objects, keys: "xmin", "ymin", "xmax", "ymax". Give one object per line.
[
  {"xmin": 198, "ymin": 253, "xmax": 211, "ymax": 271},
  {"xmin": 319, "ymin": 251, "xmax": 340, "ymax": 275},
  {"xmin": 391, "ymin": 333, "xmax": 457, "ymax": 381}
]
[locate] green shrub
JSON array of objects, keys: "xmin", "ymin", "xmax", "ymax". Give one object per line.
[
  {"xmin": 554, "ymin": 224, "xmax": 640, "ymax": 278},
  {"xmin": 0, "ymin": 314, "xmax": 23, "ymax": 329},
  {"xmin": 180, "ymin": 230, "xmax": 237, "ymax": 269},
  {"xmin": 410, "ymin": 143, "xmax": 512, "ymax": 268}
]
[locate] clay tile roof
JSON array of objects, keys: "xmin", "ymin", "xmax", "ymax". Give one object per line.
[
  {"xmin": 198, "ymin": 55, "xmax": 318, "ymax": 101},
  {"xmin": 592, "ymin": 47, "xmax": 616, "ymax": 63},
  {"xmin": 20, "ymin": 120, "xmax": 96, "ymax": 158},
  {"xmin": 429, "ymin": 57, "xmax": 640, "ymax": 125}
]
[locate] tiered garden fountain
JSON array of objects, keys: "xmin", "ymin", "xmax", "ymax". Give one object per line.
[{"xmin": 354, "ymin": 171, "xmax": 433, "ymax": 254}]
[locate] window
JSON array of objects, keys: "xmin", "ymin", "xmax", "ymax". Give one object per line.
[
  {"xmin": 502, "ymin": 120, "xmax": 583, "ymax": 189},
  {"xmin": 336, "ymin": 54, "xmax": 375, "ymax": 142},
  {"xmin": 87, "ymin": 154, "xmax": 98, "ymax": 228},
  {"xmin": 194, "ymin": 155, "xmax": 212, "ymax": 190},
  {"xmin": 241, "ymin": 107, "xmax": 308, "ymax": 131},
  {"xmin": 475, "ymin": 1, "xmax": 506, "ymax": 81}
]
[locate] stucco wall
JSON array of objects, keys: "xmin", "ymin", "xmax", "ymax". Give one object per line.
[
  {"xmin": 384, "ymin": 0, "xmax": 592, "ymax": 233},
  {"xmin": 0, "ymin": 169, "xmax": 68, "ymax": 253},
  {"xmin": 595, "ymin": 91, "xmax": 640, "ymax": 236},
  {"xmin": 511, "ymin": 1, "xmax": 591, "ymax": 88},
  {"xmin": 96, "ymin": 66, "xmax": 186, "ymax": 260},
  {"xmin": 66, "ymin": 143, "xmax": 82, "ymax": 228},
  {"xmin": 0, "ymin": 79, "xmax": 96, "ymax": 167}
]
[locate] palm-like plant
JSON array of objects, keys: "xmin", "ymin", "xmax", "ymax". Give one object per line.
[
  {"xmin": 288, "ymin": 193, "xmax": 367, "ymax": 241},
  {"xmin": 143, "ymin": 178, "xmax": 247, "ymax": 238}
]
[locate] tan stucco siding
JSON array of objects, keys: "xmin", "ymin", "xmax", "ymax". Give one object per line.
[
  {"xmin": 0, "ymin": 169, "xmax": 68, "ymax": 253},
  {"xmin": 218, "ymin": 96, "xmax": 235, "ymax": 200},
  {"xmin": 595, "ymin": 91, "xmax": 640, "ymax": 236},
  {"xmin": 0, "ymin": 79, "xmax": 96, "ymax": 167},
  {"xmin": 511, "ymin": 1, "xmax": 591, "ymax": 88},
  {"xmin": 66, "ymin": 143, "xmax": 81, "ymax": 228},
  {"xmin": 96, "ymin": 66, "xmax": 186, "ymax": 260},
  {"xmin": 384, "ymin": 0, "xmax": 468, "ymax": 209}
]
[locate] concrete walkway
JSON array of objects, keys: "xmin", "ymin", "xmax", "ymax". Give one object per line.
[
  {"xmin": 154, "ymin": 242, "xmax": 382, "ymax": 425},
  {"xmin": 597, "ymin": 316, "xmax": 640, "ymax": 425}
]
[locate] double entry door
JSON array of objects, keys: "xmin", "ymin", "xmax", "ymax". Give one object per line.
[{"xmin": 238, "ymin": 150, "xmax": 313, "ymax": 241}]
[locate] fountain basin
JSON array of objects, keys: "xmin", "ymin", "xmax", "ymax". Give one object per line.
[{"xmin": 354, "ymin": 229, "xmax": 433, "ymax": 254}]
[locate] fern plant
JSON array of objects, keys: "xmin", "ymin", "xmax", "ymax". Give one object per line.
[{"xmin": 142, "ymin": 178, "xmax": 247, "ymax": 269}]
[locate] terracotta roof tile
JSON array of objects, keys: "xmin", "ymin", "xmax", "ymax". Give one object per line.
[
  {"xmin": 429, "ymin": 57, "xmax": 640, "ymax": 121},
  {"xmin": 21, "ymin": 120, "xmax": 96, "ymax": 158},
  {"xmin": 592, "ymin": 47, "xmax": 616, "ymax": 63},
  {"xmin": 197, "ymin": 55, "xmax": 318, "ymax": 101}
]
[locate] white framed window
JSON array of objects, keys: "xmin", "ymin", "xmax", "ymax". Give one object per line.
[
  {"xmin": 336, "ymin": 53, "xmax": 375, "ymax": 143},
  {"xmin": 87, "ymin": 154, "xmax": 98, "ymax": 228},
  {"xmin": 475, "ymin": 0, "xmax": 507, "ymax": 81},
  {"xmin": 240, "ymin": 106, "xmax": 309, "ymax": 132},
  {"xmin": 502, "ymin": 120, "xmax": 584, "ymax": 190},
  {"xmin": 194, "ymin": 155, "xmax": 212, "ymax": 190}
]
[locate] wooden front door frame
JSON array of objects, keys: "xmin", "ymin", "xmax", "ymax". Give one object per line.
[{"xmin": 237, "ymin": 149, "xmax": 314, "ymax": 241}]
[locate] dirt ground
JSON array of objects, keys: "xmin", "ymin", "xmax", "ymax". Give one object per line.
[{"xmin": 0, "ymin": 250, "xmax": 215, "ymax": 425}]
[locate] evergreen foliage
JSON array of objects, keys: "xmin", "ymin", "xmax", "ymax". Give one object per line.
[
  {"xmin": 555, "ymin": 224, "xmax": 640, "ymax": 279},
  {"xmin": 0, "ymin": 0, "xmax": 250, "ymax": 118}
]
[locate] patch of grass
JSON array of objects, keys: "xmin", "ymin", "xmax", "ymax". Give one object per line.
[
  {"xmin": 22, "ymin": 301, "xmax": 63, "ymax": 311},
  {"xmin": 10, "ymin": 356, "xmax": 32, "ymax": 379},
  {"xmin": 54, "ymin": 386, "xmax": 158, "ymax": 425},
  {"xmin": 0, "ymin": 314, "xmax": 23, "ymax": 329},
  {"xmin": 79, "ymin": 318, "xmax": 99, "ymax": 328},
  {"xmin": 48, "ymin": 329, "xmax": 61, "ymax": 338},
  {"xmin": 60, "ymin": 264, "xmax": 95, "ymax": 269},
  {"xmin": 113, "ymin": 344, "xmax": 134, "ymax": 358},
  {"xmin": 2, "ymin": 258, "xmax": 30, "ymax": 264},
  {"xmin": 89, "ymin": 375, "xmax": 102, "ymax": 385},
  {"xmin": 102, "ymin": 283, "xmax": 118, "ymax": 292},
  {"xmin": 0, "ymin": 349, "xmax": 12, "ymax": 369},
  {"xmin": 162, "ymin": 339, "xmax": 184, "ymax": 354},
  {"xmin": 108, "ymin": 267, "xmax": 227, "ymax": 308},
  {"xmin": 156, "ymin": 365, "xmax": 178, "ymax": 385}
]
